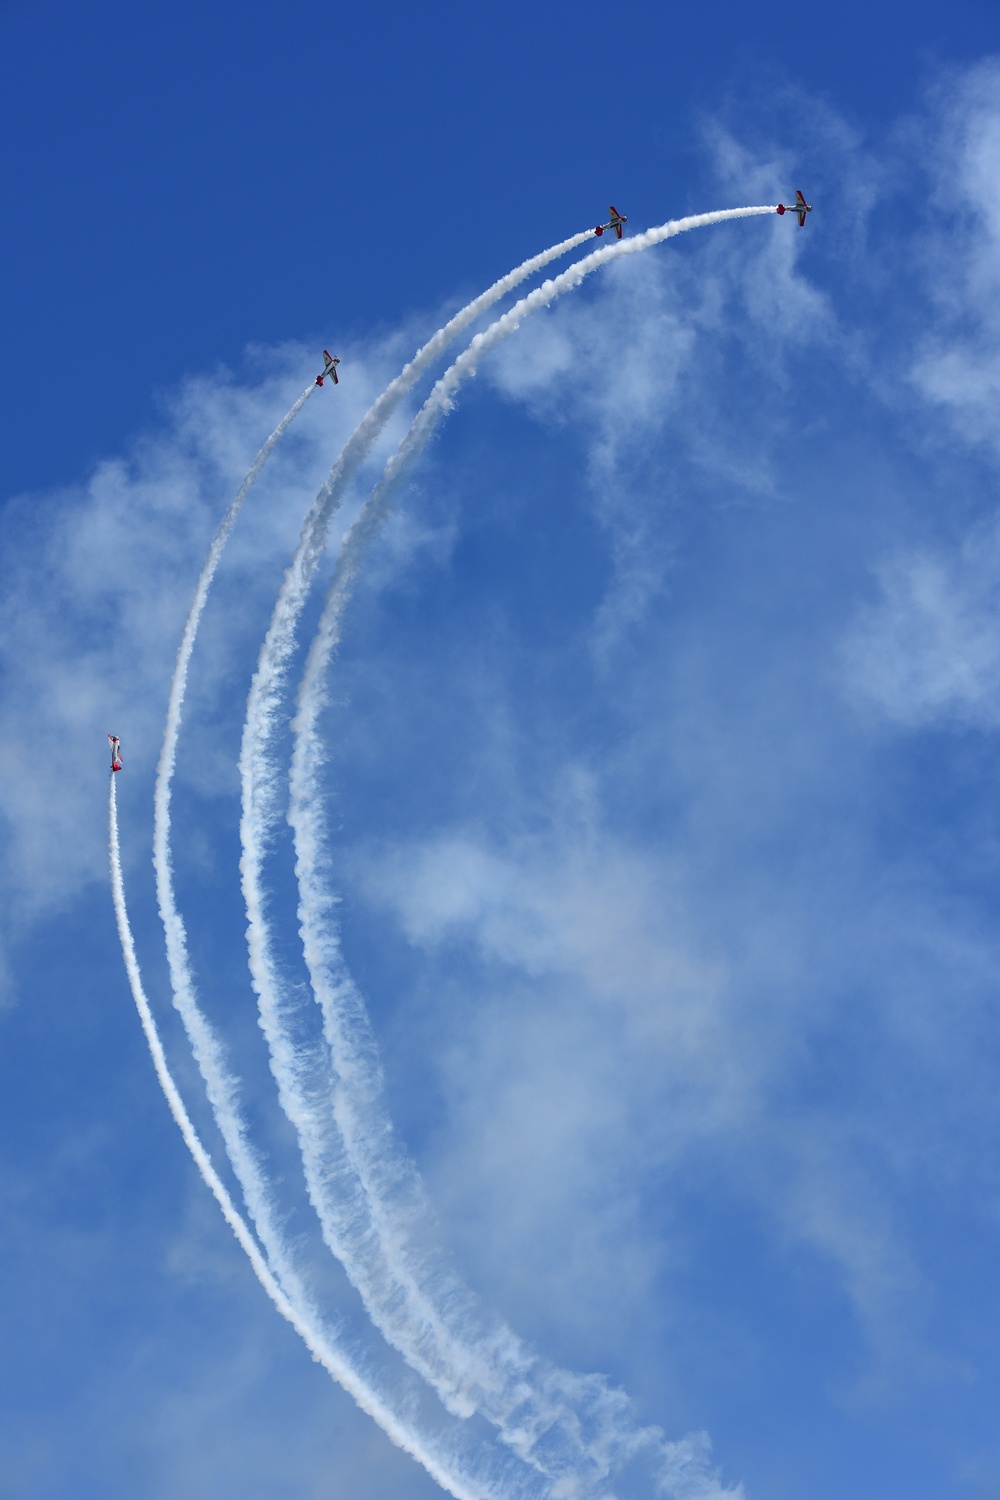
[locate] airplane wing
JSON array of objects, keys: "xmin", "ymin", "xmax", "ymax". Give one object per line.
[
  {"xmin": 797, "ymin": 209, "xmax": 807, "ymax": 226},
  {"xmin": 795, "ymin": 190, "xmax": 807, "ymax": 207},
  {"xmin": 330, "ymin": 366, "xmax": 339, "ymax": 384}
]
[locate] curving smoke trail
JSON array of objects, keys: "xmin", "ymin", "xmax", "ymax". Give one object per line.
[
  {"xmin": 109, "ymin": 773, "xmax": 491, "ymax": 1500},
  {"xmin": 153, "ymin": 380, "xmax": 315, "ymax": 1253},
  {"xmin": 274, "ymin": 207, "xmax": 774, "ymax": 1494}
]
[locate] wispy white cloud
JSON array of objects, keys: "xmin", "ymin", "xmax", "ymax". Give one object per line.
[
  {"xmin": 841, "ymin": 521, "xmax": 1000, "ymax": 728},
  {"xmin": 841, "ymin": 59, "xmax": 1000, "ymax": 731}
]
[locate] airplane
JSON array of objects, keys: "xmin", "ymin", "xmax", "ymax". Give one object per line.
[
  {"xmin": 315, "ymin": 350, "xmax": 341, "ymax": 386},
  {"xmin": 594, "ymin": 206, "xmax": 627, "ymax": 240},
  {"xmin": 776, "ymin": 190, "xmax": 812, "ymax": 226},
  {"xmin": 108, "ymin": 734, "xmax": 123, "ymax": 772}
]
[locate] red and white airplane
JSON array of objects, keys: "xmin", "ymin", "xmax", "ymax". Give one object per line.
[
  {"xmin": 595, "ymin": 206, "xmax": 627, "ymax": 239},
  {"xmin": 315, "ymin": 350, "xmax": 341, "ymax": 386},
  {"xmin": 777, "ymin": 190, "xmax": 812, "ymax": 226},
  {"xmin": 108, "ymin": 734, "xmax": 123, "ymax": 772}
]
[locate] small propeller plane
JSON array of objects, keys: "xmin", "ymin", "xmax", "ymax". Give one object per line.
[
  {"xmin": 108, "ymin": 734, "xmax": 123, "ymax": 772},
  {"xmin": 777, "ymin": 190, "xmax": 812, "ymax": 226},
  {"xmin": 316, "ymin": 350, "xmax": 341, "ymax": 387},
  {"xmin": 595, "ymin": 206, "xmax": 627, "ymax": 239}
]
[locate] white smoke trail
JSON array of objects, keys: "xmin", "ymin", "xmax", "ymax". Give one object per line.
[
  {"xmin": 108, "ymin": 773, "xmax": 489, "ymax": 1500},
  {"xmin": 279, "ymin": 207, "xmax": 773, "ymax": 1494},
  {"xmin": 153, "ymin": 381, "xmax": 314, "ymax": 1245}
]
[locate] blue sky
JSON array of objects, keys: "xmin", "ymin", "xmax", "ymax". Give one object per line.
[{"xmin": 4, "ymin": 2, "xmax": 1000, "ymax": 1498}]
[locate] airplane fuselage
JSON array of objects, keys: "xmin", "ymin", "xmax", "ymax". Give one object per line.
[
  {"xmin": 777, "ymin": 192, "xmax": 812, "ymax": 225},
  {"xmin": 595, "ymin": 206, "xmax": 627, "ymax": 238},
  {"xmin": 316, "ymin": 350, "xmax": 341, "ymax": 386}
]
